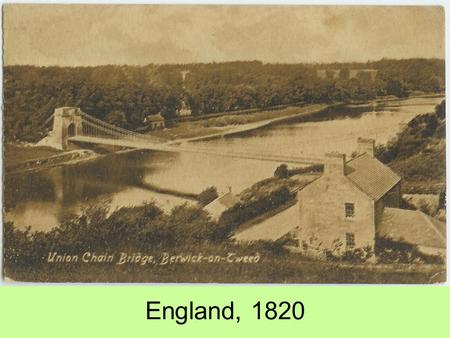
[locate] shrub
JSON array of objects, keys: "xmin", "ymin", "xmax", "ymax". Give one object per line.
[
  {"xmin": 197, "ymin": 186, "xmax": 219, "ymax": 206},
  {"xmin": 3, "ymin": 201, "xmax": 219, "ymax": 268},
  {"xmin": 274, "ymin": 164, "xmax": 289, "ymax": 178},
  {"xmin": 322, "ymin": 239, "xmax": 373, "ymax": 263},
  {"xmin": 375, "ymin": 237, "xmax": 444, "ymax": 264}
]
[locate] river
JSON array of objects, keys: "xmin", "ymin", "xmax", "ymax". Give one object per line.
[{"xmin": 4, "ymin": 96, "xmax": 443, "ymax": 231}]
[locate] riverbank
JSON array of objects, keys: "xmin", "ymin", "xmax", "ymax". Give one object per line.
[
  {"xmin": 4, "ymin": 144, "xmax": 136, "ymax": 175},
  {"xmin": 152, "ymin": 103, "xmax": 327, "ymax": 143},
  {"xmin": 4, "ymin": 145, "xmax": 99, "ymax": 174},
  {"xmin": 4, "ymin": 144, "xmax": 62, "ymax": 167}
]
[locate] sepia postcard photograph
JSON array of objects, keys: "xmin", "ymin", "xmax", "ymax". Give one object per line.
[{"xmin": 1, "ymin": 4, "xmax": 446, "ymax": 283}]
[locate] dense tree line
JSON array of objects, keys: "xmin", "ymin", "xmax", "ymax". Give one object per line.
[
  {"xmin": 3, "ymin": 58, "xmax": 444, "ymax": 141},
  {"xmin": 4, "ymin": 65, "xmax": 183, "ymax": 141}
]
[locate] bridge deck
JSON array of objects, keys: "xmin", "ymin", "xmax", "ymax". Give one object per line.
[
  {"xmin": 69, "ymin": 136, "xmax": 170, "ymax": 151},
  {"xmin": 69, "ymin": 135, "xmax": 324, "ymax": 165}
]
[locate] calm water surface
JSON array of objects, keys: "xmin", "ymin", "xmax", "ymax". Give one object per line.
[{"xmin": 4, "ymin": 96, "xmax": 443, "ymax": 231}]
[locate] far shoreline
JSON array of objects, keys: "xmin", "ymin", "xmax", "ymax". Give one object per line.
[{"xmin": 4, "ymin": 93, "xmax": 444, "ymax": 176}]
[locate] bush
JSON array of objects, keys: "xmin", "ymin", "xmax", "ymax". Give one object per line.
[
  {"xmin": 375, "ymin": 237, "xmax": 444, "ymax": 264},
  {"xmin": 322, "ymin": 239, "xmax": 374, "ymax": 263},
  {"xmin": 375, "ymin": 100, "xmax": 446, "ymax": 194},
  {"xmin": 3, "ymin": 201, "xmax": 219, "ymax": 269},
  {"xmin": 274, "ymin": 164, "xmax": 289, "ymax": 178},
  {"xmin": 197, "ymin": 186, "xmax": 219, "ymax": 206}
]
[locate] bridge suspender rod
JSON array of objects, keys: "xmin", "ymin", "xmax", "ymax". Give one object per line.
[
  {"xmin": 79, "ymin": 111, "xmax": 150, "ymax": 140},
  {"xmin": 81, "ymin": 119, "xmax": 135, "ymax": 139}
]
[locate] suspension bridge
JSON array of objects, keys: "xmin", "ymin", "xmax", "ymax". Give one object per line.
[{"xmin": 40, "ymin": 107, "xmax": 326, "ymax": 165}]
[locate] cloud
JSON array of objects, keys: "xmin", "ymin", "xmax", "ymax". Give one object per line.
[{"xmin": 3, "ymin": 5, "xmax": 444, "ymax": 66}]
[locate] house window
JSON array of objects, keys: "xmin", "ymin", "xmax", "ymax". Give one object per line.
[
  {"xmin": 346, "ymin": 233, "xmax": 355, "ymax": 249},
  {"xmin": 345, "ymin": 203, "xmax": 355, "ymax": 218}
]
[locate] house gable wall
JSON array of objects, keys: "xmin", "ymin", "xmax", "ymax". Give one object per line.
[{"xmin": 297, "ymin": 174, "xmax": 376, "ymax": 254}]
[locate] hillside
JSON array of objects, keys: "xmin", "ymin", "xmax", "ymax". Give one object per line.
[{"xmin": 376, "ymin": 100, "xmax": 445, "ymax": 194}]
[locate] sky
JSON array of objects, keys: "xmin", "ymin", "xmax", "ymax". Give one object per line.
[{"xmin": 3, "ymin": 5, "xmax": 445, "ymax": 66}]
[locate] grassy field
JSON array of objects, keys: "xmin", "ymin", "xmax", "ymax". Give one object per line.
[
  {"xmin": 150, "ymin": 123, "xmax": 232, "ymax": 141},
  {"xmin": 150, "ymin": 104, "xmax": 325, "ymax": 141},
  {"xmin": 4, "ymin": 144, "xmax": 62, "ymax": 167}
]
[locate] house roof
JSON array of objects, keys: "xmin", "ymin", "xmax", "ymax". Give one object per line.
[
  {"xmin": 145, "ymin": 113, "xmax": 164, "ymax": 122},
  {"xmin": 216, "ymin": 192, "xmax": 240, "ymax": 209},
  {"xmin": 345, "ymin": 153, "xmax": 401, "ymax": 200},
  {"xmin": 203, "ymin": 192, "xmax": 239, "ymax": 220},
  {"xmin": 232, "ymin": 202, "xmax": 299, "ymax": 242},
  {"xmin": 378, "ymin": 208, "xmax": 446, "ymax": 249}
]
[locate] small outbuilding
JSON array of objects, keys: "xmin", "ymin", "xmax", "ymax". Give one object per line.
[
  {"xmin": 176, "ymin": 101, "xmax": 192, "ymax": 117},
  {"xmin": 144, "ymin": 113, "xmax": 165, "ymax": 130}
]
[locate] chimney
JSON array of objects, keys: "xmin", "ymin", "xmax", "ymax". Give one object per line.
[
  {"xmin": 324, "ymin": 152, "xmax": 346, "ymax": 176},
  {"xmin": 357, "ymin": 138, "xmax": 375, "ymax": 157}
]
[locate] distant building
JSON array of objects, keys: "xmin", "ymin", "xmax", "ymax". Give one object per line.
[
  {"xmin": 176, "ymin": 101, "xmax": 192, "ymax": 117},
  {"xmin": 203, "ymin": 188, "xmax": 239, "ymax": 221},
  {"xmin": 316, "ymin": 68, "xmax": 378, "ymax": 81},
  {"xmin": 181, "ymin": 70, "xmax": 190, "ymax": 82},
  {"xmin": 316, "ymin": 69, "xmax": 340, "ymax": 79},
  {"xmin": 144, "ymin": 113, "xmax": 165, "ymax": 130}
]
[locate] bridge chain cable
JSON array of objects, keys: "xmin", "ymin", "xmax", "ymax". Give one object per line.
[{"xmin": 77, "ymin": 111, "xmax": 160, "ymax": 142}]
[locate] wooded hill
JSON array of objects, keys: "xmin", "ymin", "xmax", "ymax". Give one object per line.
[
  {"xmin": 3, "ymin": 58, "xmax": 444, "ymax": 141},
  {"xmin": 377, "ymin": 99, "xmax": 446, "ymax": 194}
]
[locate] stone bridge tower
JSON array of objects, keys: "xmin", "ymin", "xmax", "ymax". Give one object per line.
[{"xmin": 52, "ymin": 107, "xmax": 83, "ymax": 150}]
